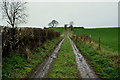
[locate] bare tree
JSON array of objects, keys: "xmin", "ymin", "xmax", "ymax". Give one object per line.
[
  {"xmin": 48, "ymin": 20, "xmax": 59, "ymax": 28},
  {"xmin": 64, "ymin": 24, "xmax": 67, "ymax": 30},
  {"xmin": 1, "ymin": 0, "xmax": 27, "ymax": 28},
  {"xmin": 69, "ymin": 21, "xmax": 74, "ymax": 31}
]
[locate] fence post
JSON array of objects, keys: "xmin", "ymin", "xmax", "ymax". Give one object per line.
[{"xmin": 98, "ymin": 37, "xmax": 101, "ymax": 50}]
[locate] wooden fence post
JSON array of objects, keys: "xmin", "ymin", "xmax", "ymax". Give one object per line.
[{"xmin": 98, "ymin": 37, "xmax": 101, "ymax": 50}]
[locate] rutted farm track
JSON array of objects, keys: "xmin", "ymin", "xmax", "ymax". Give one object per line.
[
  {"xmin": 69, "ymin": 36, "xmax": 98, "ymax": 78},
  {"xmin": 30, "ymin": 38, "xmax": 65, "ymax": 78},
  {"xmin": 30, "ymin": 35, "xmax": 98, "ymax": 79}
]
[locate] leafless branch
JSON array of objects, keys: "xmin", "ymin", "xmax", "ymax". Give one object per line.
[{"xmin": 1, "ymin": 0, "xmax": 27, "ymax": 28}]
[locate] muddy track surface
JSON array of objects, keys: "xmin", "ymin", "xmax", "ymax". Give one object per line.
[
  {"xmin": 29, "ymin": 35, "xmax": 98, "ymax": 79},
  {"xmin": 69, "ymin": 36, "xmax": 98, "ymax": 78},
  {"xmin": 29, "ymin": 38, "xmax": 65, "ymax": 78}
]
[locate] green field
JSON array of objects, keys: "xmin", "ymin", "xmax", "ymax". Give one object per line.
[
  {"xmin": 73, "ymin": 28, "xmax": 119, "ymax": 52},
  {"xmin": 50, "ymin": 28, "xmax": 64, "ymax": 33},
  {"xmin": 72, "ymin": 27, "xmax": 120, "ymax": 79}
]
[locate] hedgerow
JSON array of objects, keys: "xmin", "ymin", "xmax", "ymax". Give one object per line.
[{"xmin": 2, "ymin": 27, "xmax": 60, "ymax": 58}]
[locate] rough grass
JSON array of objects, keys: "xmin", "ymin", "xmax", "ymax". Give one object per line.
[
  {"xmin": 72, "ymin": 27, "xmax": 119, "ymax": 79},
  {"xmin": 2, "ymin": 37, "xmax": 62, "ymax": 79},
  {"xmin": 49, "ymin": 36, "xmax": 79, "ymax": 78},
  {"xmin": 72, "ymin": 38, "xmax": 120, "ymax": 79},
  {"xmin": 73, "ymin": 28, "xmax": 119, "ymax": 52}
]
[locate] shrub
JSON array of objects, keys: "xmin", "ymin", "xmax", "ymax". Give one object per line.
[{"xmin": 2, "ymin": 27, "xmax": 60, "ymax": 57}]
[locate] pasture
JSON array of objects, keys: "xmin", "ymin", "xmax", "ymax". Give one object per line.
[
  {"xmin": 73, "ymin": 28, "xmax": 119, "ymax": 52},
  {"xmin": 72, "ymin": 27, "xmax": 120, "ymax": 79},
  {"xmin": 50, "ymin": 28, "xmax": 64, "ymax": 33}
]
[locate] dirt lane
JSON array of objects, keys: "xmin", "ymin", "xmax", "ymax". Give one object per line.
[
  {"xmin": 29, "ymin": 38, "xmax": 65, "ymax": 78},
  {"xmin": 48, "ymin": 36, "xmax": 79, "ymax": 78},
  {"xmin": 29, "ymin": 35, "xmax": 98, "ymax": 79},
  {"xmin": 69, "ymin": 36, "xmax": 98, "ymax": 78}
]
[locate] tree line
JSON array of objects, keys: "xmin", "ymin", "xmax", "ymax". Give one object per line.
[{"xmin": 48, "ymin": 20, "xmax": 74, "ymax": 31}]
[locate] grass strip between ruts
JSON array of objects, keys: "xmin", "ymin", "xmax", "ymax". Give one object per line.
[{"xmin": 49, "ymin": 36, "xmax": 80, "ymax": 78}]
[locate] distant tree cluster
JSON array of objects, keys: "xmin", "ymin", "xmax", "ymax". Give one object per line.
[
  {"xmin": 48, "ymin": 20, "xmax": 74, "ymax": 31},
  {"xmin": 69, "ymin": 21, "xmax": 74, "ymax": 31},
  {"xmin": 63, "ymin": 21, "xmax": 74, "ymax": 31}
]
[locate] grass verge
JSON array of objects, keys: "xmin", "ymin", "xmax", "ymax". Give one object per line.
[
  {"xmin": 48, "ymin": 36, "xmax": 80, "ymax": 78},
  {"xmin": 2, "ymin": 37, "xmax": 62, "ymax": 79},
  {"xmin": 72, "ymin": 38, "xmax": 120, "ymax": 79}
]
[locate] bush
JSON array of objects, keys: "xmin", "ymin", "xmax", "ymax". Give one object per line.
[{"xmin": 2, "ymin": 27, "xmax": 60, "ymax": 57}]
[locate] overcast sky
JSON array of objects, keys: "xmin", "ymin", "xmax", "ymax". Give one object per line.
[{"xmin": 0, "ymin": 0, "xmax": 119, "ymax": 28}]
